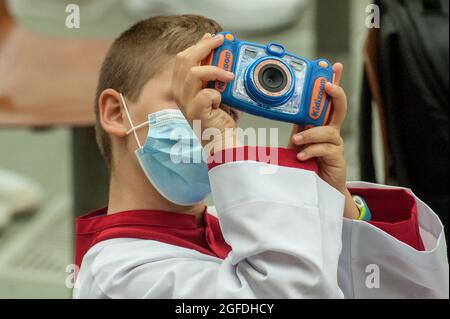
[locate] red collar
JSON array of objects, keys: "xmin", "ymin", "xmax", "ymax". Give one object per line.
[{"xmin": 75, "ymin": 208, "xmax": 231, "ymax": 267}]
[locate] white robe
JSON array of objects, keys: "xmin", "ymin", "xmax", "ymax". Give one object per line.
[{"xmin": 73, "ymin": 150, "xmax": 449, "ymax": 299}]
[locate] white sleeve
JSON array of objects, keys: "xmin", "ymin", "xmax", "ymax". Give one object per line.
[
  {"xmin": 338, "ymin": 182, "xmax": 449, "ymax": 299},
  {"xmin": 80, "ymin": 149, "xmax": 345, "ymax": 299}
]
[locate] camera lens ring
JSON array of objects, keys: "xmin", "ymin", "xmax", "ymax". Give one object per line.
[{"xmin": 252, "ymin": 59, "xmax": 293, "ymax": 98}]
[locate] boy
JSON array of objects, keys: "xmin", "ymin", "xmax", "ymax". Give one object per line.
[{"xmin": 73, "ymin": 15, "xmax": 448, "ymax": 299}]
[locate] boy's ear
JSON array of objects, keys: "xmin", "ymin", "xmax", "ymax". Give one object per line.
[{"xmin": 98, "ymin": 89, "xmax": 129, "ymax": 138}]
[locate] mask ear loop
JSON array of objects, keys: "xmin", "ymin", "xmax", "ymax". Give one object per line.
[
  {"xmin": 120, "ymin": 93, "xmax": 143, "ymax": 150},
  {"xmin": 126, "ymin": 122, "xmax": 149, "ymax": 135}
]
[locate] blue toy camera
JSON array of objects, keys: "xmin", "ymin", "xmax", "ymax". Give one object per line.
[{"xmin": 204, "ymin": 32, "xmax": 334, "ymax": 127}]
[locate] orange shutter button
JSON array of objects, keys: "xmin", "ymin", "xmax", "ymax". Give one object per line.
[
  {"xmin": 319, "ymin": 61, "xmax": 329, "ymax": 68},
  {"xmin": 225, "ymin": 34, "xmax": 235, "ymax": 41}
]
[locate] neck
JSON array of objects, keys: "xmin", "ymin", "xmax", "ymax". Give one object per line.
[{"xmin": 107, "ymin": 157, "xmax": 206, "ymax": 225}]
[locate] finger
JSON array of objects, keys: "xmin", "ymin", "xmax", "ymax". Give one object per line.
[
  {"xmin": 289, "ymin": 124, "xmax": 310, "ymax": 150},
  {"xmin": 325, "ymin": 83, "xmax": 347, "ymax": 128},
  {"xmin": 173, "ymin": 34, "xmax": 224, "ymax": 90},
  {"xmin": 181, "ymin": 34, "xmax": 225, "ymax": 65},
  {"xmin": 297, "ymin": 143, "xmax": 341, "ymax": 161},
  {"xmin": 292, "ymin": 126, "xmax": 342, "ymax": 146},
  {"xmin": 184, "ymin": 66, "xmax": 234, "ymax": 98},
  {"xmin": 189, "ymin": 88, "xmax": 222, "ymax": 119},
  {"xmin": 332, "ymin": 63, "xmax": 344, "ymax": 86},
  {"xmin": 201, "ymin": 33, "xmax": 212, "ymax": 41}
]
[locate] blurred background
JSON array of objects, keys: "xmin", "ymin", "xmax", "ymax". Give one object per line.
[{"xmin": 0, "ymin": 0, "xmax": 447, "ymax": 298}]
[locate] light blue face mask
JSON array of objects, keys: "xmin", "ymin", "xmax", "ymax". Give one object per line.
[{"xmin": 121, "ymin": 94, "xmax": 211, "ymax": 206}]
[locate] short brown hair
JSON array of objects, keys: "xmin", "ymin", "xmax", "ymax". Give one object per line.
[{"xmin": 94, "ymin": 15, "xmax": 222, "ymax": 168}]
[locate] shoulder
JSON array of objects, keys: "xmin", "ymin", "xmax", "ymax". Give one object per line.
[
  {"xmin": 87, "ymin": 238, "xmax": 220, "ymax": 271},
  {"xmin": 76, "ymin": 238, "xmax": 221, "ymax": 298}
]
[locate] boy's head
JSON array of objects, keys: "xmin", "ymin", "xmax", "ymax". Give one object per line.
[{"xmin": 95, "ymin": 15, "xmax": 222, "ymax": 170}]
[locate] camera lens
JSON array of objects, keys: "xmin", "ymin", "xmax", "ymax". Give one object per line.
[
  {"xmin": 245, "ymin": 58, "xmax": 295, "ymax": 107},
  {"xmin": 259, "ymin": 64, "xmax": 288, "ymax": 93}
]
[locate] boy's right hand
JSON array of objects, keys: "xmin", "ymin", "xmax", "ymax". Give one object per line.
[{"xmin": 171, "ymin": 33, "xmax": 238, "ymax": 149}]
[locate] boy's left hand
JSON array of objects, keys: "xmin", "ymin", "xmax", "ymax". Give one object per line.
[{"xmin": 289, "ymin": 63, "xmax": 359, "ymax": 220}]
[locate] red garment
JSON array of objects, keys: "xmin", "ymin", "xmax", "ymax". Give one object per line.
[
  {"xmin": 75, "ymin": 208, "xmax": 231, "ymax": 268},
  {"xmin": 351, "ymin": 187, "xmax": 425, "ymax": 251},
  {"xmin": 75, "ymin": 147, "xmax": 424, "ymax": 268}
]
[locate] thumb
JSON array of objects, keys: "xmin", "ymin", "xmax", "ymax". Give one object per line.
[{"xmin": 325, "ymin": 83, "xmax": 347, "ymax": 129}]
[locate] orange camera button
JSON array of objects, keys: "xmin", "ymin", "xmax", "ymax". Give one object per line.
[
  {"xmin": 225, "ymin": 34, "xmax": 235, "ymax": 41},
  {"xmin": 319, "ymin": 61, "xmax": 329, "ymax": 68}
]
